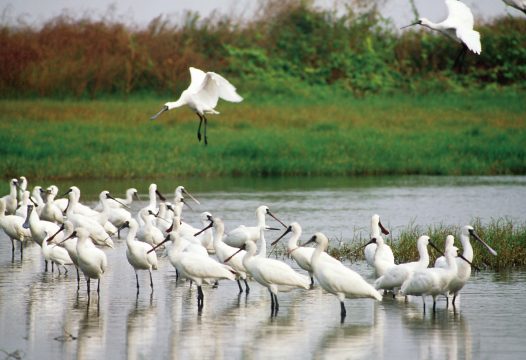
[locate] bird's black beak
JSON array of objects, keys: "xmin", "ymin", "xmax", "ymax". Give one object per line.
[
  {"xmin": 271, "ymin": 226, "xmax": 292, "ymax": 246},
  {"xmin": 401, "ymin": 21, "xmax": 420, "ymax": 29},
  {"xmin": 151, "ymin": 106, "xmax": 168, "ymax": 120},
  {"xmin": 349, "ymin": 238, "xmax": 377, "ymax": 255}
]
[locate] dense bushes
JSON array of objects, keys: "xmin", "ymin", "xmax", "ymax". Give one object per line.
[{"xmin": 1, "ymin": 0, "xmax": 525, "ymax": 99}]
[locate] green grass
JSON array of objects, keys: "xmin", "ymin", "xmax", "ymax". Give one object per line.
[
  {"xmin": 0, "ymin": 91, "xmax": 525, "ymax": 195},
  {"xmin": 270, "ymin": 218, "xmax": 526, "ymax": 270}
]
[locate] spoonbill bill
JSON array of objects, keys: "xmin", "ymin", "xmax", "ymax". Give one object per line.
[
  {"xmin": 364, "ymin": 214, "xmax": 391, "ymax": 267},
  {"xmin": 121, "ymin": 220, "xmax": 158, "ymax": 291},
  {"xmin": 271, "ymin": 222, "xmax": 341, "ymax": 285},
  {"xmin": 401, "ymin": 0, "xmax": 481, "ymax": 71},
  {"xmin": 224, "ymin": 205, "xmax": 285, "ymax": 248},
  {"xmin": 502, "ymin": 0, "xmax": 526, "ymax": 14},
  {"xmin": 435, "ymin": 226, "xmax": 497, "ymax": 305},
  {"xmin": 304, "ymin": 233, "xmax": 382, "ymax": 321},
  {"xmin": 48, "ymin": 221, "xmax": 81, "ymax": 289},
  {"xmin": 150, "ymin": 67, "xmax": 243, "ymax": 145},
  {"xmin": 401, "ymin": 246, "xmax": 460, "ymax": 313}
]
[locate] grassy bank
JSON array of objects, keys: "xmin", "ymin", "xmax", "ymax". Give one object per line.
[
  {"xmin": 269, "ymin": 218, "xmax": 526, "ymax": 270},
  {"xmin": 1, "ymin": 91, "xmax": 525, "ymax": 190}
]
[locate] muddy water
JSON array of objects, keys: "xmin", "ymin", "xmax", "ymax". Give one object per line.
[{"xmin": 0, "ymin": 175, "xmax": 524, "ymax": 359}]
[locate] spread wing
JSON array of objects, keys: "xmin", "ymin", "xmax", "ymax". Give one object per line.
[{"xmin": 445, "ymin": 0, "xmax": 481, "ymax": 53}]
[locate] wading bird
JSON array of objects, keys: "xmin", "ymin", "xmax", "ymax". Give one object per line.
[
  {"xmin": 401, "ymin": 246, "xmax": 460, "ymax": 313},
  {"xmin": 1, "ymin": 179, "xmax": 18, "ymax": 215},
  {"xmin": 0, "ymin": 198, "xmax": 32, "ymax": 258},
  {"xmin": 150, "ymin": 67, "xmax": 243, "ymax": 145},
  {"xmin": 401, "ymin": 0, "xmax": 481, "ymax": 72},
  {"xmin": 120, "ymin": 219, "xmax": 158, "ymax": 291},
  {"xmin": 435, "ymin": 225, "xmax": 497, "ymax": 306},
  {"xmin": 304, "ymin": 233, "xmax": 382, "ymax": 321},
  {"xmin": 364, "ymin": 214, "xmax": 391, "ymax": 268}
]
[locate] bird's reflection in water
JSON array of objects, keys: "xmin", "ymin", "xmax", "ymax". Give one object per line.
[
  {"xmin": 125, "ymin": 294, "xmax": 158, "ymax": 360},
  {"xmin": 76, "ymin": 307, "xmax": 106, "ymax": 360}
]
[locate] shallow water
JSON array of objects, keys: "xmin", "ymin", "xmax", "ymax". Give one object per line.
[{"xmin": 0, "ymin": 175, "xmax": 525, "ymax": 359}]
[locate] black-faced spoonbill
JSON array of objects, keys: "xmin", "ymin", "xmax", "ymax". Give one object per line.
[
  {"xmin": 502, "ymin": 0, "xmax": 526, "ymax": 14},
  {"xmin": 271, "ymin": 222, "xmax": 341, "ymax": 285},
  {"xmin": 0, "ymin": 198, "xmax": 32, "ymax": 259},
  {"xmin": 374, "ymin": 235, "xmax": 443, "ymax": 297},
  {"xmin": 120, "ymin": 219, "xmax": 158, "ymax": 292},
  {"xmin": 1, "ymin": 179, "xmax": 18, "ymax": 215},
  {"xmin": 60, "ymin": 228, "xmax": 108, "ymax": 298},
  {"xmin": 364, "ymin": 214, "xmax": 391, "ymax": 267},
  {"xmin": 42, "ymin": 230, "xmax": 74, "ymax": 275},
  {"xmin": 304, "ymin": 233, "xmax": 382, "ymax": 322},
  {"xmin": 351, "ymin": 235, "xmax": 395, "ymax": 277},
  {"xmin": 401, "ymin": 246, "xmax": 460, "ymax": 313},
  {"xmin": 224, "ymin": 205, "xmax": 285, "ymax": 248},
  {"xmin": 150, "ymin": 67, "xmax": 243, "ymax": 145},
  {"xmin": 49, "ymin": 221, "xmax": 81, "ymax": 289},
  {"xmin": 196, "ymin": 216, "xmax": 251, "ymax": 293},
  {"xmin": 435, "ymin": 226, "xmax": 497, "ymax": 306},
  {"xmin": 226, "ymin": 231, "xmax": 310, "ymax": 317},
  {"xmin": 401, "ymin": 0, "xmax": 481, "ymax": 71}
]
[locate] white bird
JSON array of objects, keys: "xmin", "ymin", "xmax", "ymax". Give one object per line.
[
  {"xmin": 137, "ymin": 183, "xmax": 165, "ymax": 226},
  {"xmin": 64, "ymin": 190, "xmax": 114, "ymax": 248},
  {"xmin": 150, "ymin": 228, "xmax": 236, "ymax": 309},
  {"xmin": 354, "ymin": 235, "xmax": 395, "ymax": 277},
  {"xmin": 94, "ymin": 188, "xmax": 141, "ymax": 211},
  {"xmin": 136, "ymin": 209, "xmax": 165, "ymax": 247},
  {"xmin": 48, "ymin": 185, "xmax": 68, "ymax": 213},
  {"xmin": 197, "ymin": 217, "xmax": 251, "ymax": 292},
  {"xmin": 48, "ymin": 221, "xmax": 81, "ymax": 289},
  {"xmin": 150, "ymin": 67, "xmax": 243, "ymax": 145},
  {"xmin": 435, "ymin": 225, "xmax": 497, "ymax": 305},
  {"xmin": 87, "ymin": 191, "xmax": 123, "ymax": 234},
  {"xmin": 42, "ymin": 231, "xmax": 74, "ymax": 275},
  {"xmin": 155, "ymin": 203, "xmax": 172, "ymax": 237},
  {"xmin": 61, "ymin": 228, "xmax": 108, "ymax": 297},
  {"xmin": 22, "ymin": 204, "xmax": 62, "ymax": 246},
  {"xmin": 304, "ymin": 233, "xmax": 382, "ymax": 320},
  {"xmin": 434, "ymin": 235, "xmax": 456, "ymax": 268},
  {"xmin": 121, "ymin": 219, "xmax": 158, "ymax": 291},
  {"xmin": 17, "ymin": 176, "xmax": 28, "ymax": 203},
  {"xmin": 15, "ymin": 190, "xmax": 38, "ymax": 218},
  {"xmin": 31, "ymin": 186, "xmax": 45, "ymax": 215},
  {"xmin": 0, "ymin": 198, "xmax": 32, "ymax": 258},
  {"xmin": 271, "ymin": 222, "xmax": 342, "ymax": 285},
  {"xmin": 64, "ymin": 186, "xmax": 100, "ymax": 217},
  {"xmin": 224, "ymin": 205, "xmax": 285, "ymax": 248},
  {"xmin": 1, "ymin": 179, "xmax": 18, "ymax": 215},
  {"xmin": 364, "ymin": 214, "xmax": 391, "ymax": 267},
  {"xmin": 401, "ymin": 246, "xmax": 460, "ymax": 313},
  {"xmin": 401, "ymin": 0, "xmax": 481, "ymax": 71},
  {"xmin": 174, "ymin": 185, "xmax": 200, "ymax": 206},
  {"xmin": 503, "ymin": 0, "xmax": 526, "ymax": 14},
  {"xmin": 374, "ymin": 235, "xmax": 442, "ymax": 296},
  {"xmin": 181, "ymin": 212, "xmax": 214, "ymax": 249},
  {"xmin": 40, "ymin": 188, "xmax": 64, "ymax": 224},
  {"xmin": 230, "ymin": 230, "xmax": 310, "ymax": 316}
]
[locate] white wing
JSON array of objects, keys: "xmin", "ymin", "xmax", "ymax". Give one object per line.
[
  {"xmin": 445, "ymin": 0, "xmax": 481, "ymax": 53},
  {"xmin": 187, "ymin": 67, "xmax": 207, "ymax": 93}
]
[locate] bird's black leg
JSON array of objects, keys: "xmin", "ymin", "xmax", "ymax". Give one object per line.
[
  {"xmin": 149, "ymin": 271, "xmax": 154, "ymax": 290},
  {"xmin": 452, "ymin": 294, "xmax": 457, "ymax": 306},
  {"xmin": 197, "ymin": 286, "xmax": 204, "ymax": 309},
  {"xmin": 136, "ymin": 273, "xmax": 140, "ymax": 291},
  {"xmin": 244, "ymin": 279, "xmax": 250, "ymax": 293},
  {"xmin": 433, "ymin": 300, "xmax": 436, "ymax": 313},
  {"xmin": 45, "ymin": 260, "xmax": 48, "ymax": 272},
  {"xmin": 76, "ymin": 268, "xmax": 80, "ymax": 291},
  {"xmin": 97, "ymin": 279, "xmax": 100, "ymax": 294},
  {"xmin": 274, "ymin": 293, "xmax": 279, "ymax": 313},
  {"xmin": 454, "ymin": 45, "xmax": 468, "ymax": 73},
  {"xmin": 175, "ymin": 269, "xmax": 179, "ymax": 281},
  {"xmin": 87, "ymin": 279, "xmax": 91, "ymax": 296},
  {"xmin": 197, "ymin": 113, "xmax": 203, "ymax": 142},
  {"xmin": 237, "ymin": 280, "xmax": 243, "ymax": 293},
  {"xmin": 340, "ymin": 301, "xmax": 347, "ymax": 319},
  {"xmin": 203, "ymin": 115, "xmax": 208, "ymax": 146},
  {"xmin": 270, "ymin": 293, "xmax": 274, "ymax": 317},
  {"xmin": 446, "ymin": 296, "xmax": 449, "ymax": 308},
  {"xmin": 310, "ymin": 276, "xmax": 314, "ymax": 286},
  {"xmin": 20, "ymin": 241, "xmax": 23, "ymax": 260}
]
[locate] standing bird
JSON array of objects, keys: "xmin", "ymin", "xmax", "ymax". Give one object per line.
[
  {"xmin": 364, "ymin": 214, "xmax": 391, "ymax": 268},
  {"xmin": 502, "ymin": 0, "xmax": 526, "ymax": 14},
  {"xmin": 120, "ymin": 219, "xmax": 158, "ymax": 291},
  {"xmin": 224, "ymin": 205, "xmax": 285, "ymax": 248},
  {"xmin": 60, "ymin": 228, "xmax": 108, "ymax": 298},
  {"xmin": 304, "ymin": 233, "xmax": 382, "ymax": 321},
  {"xmin": 435, "ymin": 225, "xmax": 497, "ymax": 306},
  {"xmin": 271, "ymin": 222, "xmax": 342, "ymax": 285},
  {"xmin": 401, "ymin": 246, "xmax": 460, "ymax": 313},
  {"xmin": 401, "ymin": 0, "xmax": 481, "ymax": 71},
  {"xmin": 47, "ymin": 221, "xmax": 81, "ymax": 289},
  {"xmin": 353, "ymin": 235, "xmax": 395, "ymax": 277},
  {"xmin": 150, "ymin": 67, "xmax": 243, "ymax": 145},
  {"xmin": 374, "ymin": 236, "xmax": 442, "ymax": 296},
  {"xmin": 1, "ymin": 179, "xmax": 18, "ymax": 215},
  {"xmin": 227, "ymin": 231, "xmax": 310, "ymax": 316},
  {"xmin": 41, "ymin": 231, "xmax": 74, "ymax": 275},
  {"xmin": 0, "ymin": 198, "xmax": 32, "ymax": 258}
]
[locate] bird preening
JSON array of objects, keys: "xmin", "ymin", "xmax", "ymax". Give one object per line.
[{"xmin": 150, "ymin": 67, "xmax": 243, "ymax": 146}]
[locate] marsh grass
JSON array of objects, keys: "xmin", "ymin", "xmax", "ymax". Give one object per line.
[
  {"xmin": 0, "ymin": 91, "xmax": 524, "ymax": 193},
  {"xmin": 269, "ymin": 218, "xmax": 526, "ymax": 270}
]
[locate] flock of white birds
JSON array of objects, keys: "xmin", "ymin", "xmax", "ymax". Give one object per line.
[{"xmin": 1, "ymin": 176, "xmax": 498, "ymax": 320}]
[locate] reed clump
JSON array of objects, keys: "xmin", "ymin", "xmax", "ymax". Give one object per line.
[{"xmin": 321, "ymin": 218, "xmax": 526, "ymax": 270}]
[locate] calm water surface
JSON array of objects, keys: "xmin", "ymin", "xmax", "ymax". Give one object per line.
[{"xmin": 0, "ymin": 175, "xmax": 525, "ymax": 359}]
